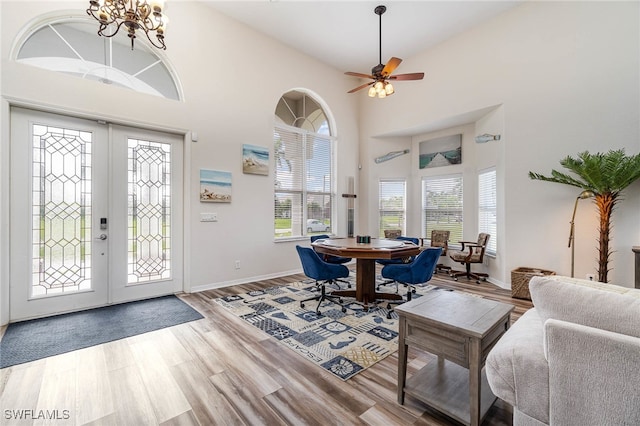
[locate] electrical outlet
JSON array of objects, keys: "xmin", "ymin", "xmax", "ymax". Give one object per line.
[{"xmin": 235, "ymin": 260, "xmax": 240, "ymax": 269}]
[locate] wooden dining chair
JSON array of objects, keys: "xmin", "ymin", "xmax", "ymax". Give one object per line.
[{"xmin": 448, "ymin": 233, "xmax": 490, "ymax": 283}]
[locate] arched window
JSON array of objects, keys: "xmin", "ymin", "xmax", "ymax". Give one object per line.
[
  {"xmin": 13, "ymin": 14, "xmax": 182, "ymax": 101},
  {"xmin": 274, "ymin": 90, "xmax": 336, "ymax": 239}
]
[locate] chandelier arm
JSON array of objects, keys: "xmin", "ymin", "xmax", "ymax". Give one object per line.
[
  {"xmin": 142, "ymin": 29, "xmax": 166, "ymax": 50},
  {"xmin": 97, "ymin": 20, "xmax": 128, "ymax": 38},
  {"xmin": 87, "ymin": 0, "xmax": 167, "ymax": 50}
]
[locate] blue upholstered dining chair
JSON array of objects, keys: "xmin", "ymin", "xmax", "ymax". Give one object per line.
[
  {"xmin": 310, "ymin": 234, "xmax": 352, "ymax": 288},
  {"xmin": 376, "ymin": 236, "xmax": 420, "ymax": 291},
  {"xmin": 296, "ymin": 245, "xmax": 349, "ymax": 315},
  {"xmin": 379, "ymin": 247, "xmax": 442, "ymax": 318}
]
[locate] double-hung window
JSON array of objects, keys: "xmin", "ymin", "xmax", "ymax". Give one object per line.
[
  {"xmin": 274, "ymin": 126, "xmax": 333, "ymax": 238},
  {"xmin": 378, "ymin": 179, "xmax": 406, "ymax": 237},
  {"xmin": 273, "ymin": 90, "xmax": 335, "ymax": 239},
  {"xmin": 478, "ymin": 168, "xmax": 497, "ymax": 255},
  {"xmin": 422, "ymin": 174, "xmax": 463, "ymax": 245}
]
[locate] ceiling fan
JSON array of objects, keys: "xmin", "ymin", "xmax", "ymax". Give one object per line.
[{"xmin": 345, "ymin": 5, "xmax": 424, "ymax": 98}]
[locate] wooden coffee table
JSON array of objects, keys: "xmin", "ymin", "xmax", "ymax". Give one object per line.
[{"xmin": 395, "ymin": 291, "xmax": 514, "ymax": 426}]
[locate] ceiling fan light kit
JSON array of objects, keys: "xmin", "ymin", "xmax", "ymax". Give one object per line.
[{"xmin": 346, "ymin": 4, "xmax": 424, "ymax": 98}]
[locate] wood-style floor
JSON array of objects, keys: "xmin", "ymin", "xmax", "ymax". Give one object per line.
[{"xmin": 0, "ymin": 270, "xmax": 532, "ymax": 426}]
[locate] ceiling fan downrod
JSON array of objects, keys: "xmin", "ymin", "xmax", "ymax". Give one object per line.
[{"xmin": 375, "ymin": 5, "xmax": 386, "ymax": 67}]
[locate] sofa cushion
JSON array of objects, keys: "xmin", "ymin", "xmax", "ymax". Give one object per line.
[
  {"xmin": 529, "ymin": 276, "xmax": 640, "ymax": 339},
  {"xmin": 486, "ymin": 308, "xmax": 549, "ymax": 424},
  {"xmin": 539, "ymin": 275, "xmax": 640, "ymax": 298}
]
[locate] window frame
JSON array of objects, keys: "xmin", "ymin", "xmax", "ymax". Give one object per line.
[
  {"xmin": 273, "ymin": 123, "xmax": 336, "ymax": 241},
  {"xmin": 421, "ymin": 173, "xmax": 464, "ymax": 248},
  {"xmin": 12, "ymin": 14, "xmax": 182, "ymax": 101},
  {"xmin": 378, "ymin": 178, "xmax": 407, "ymax": 237},
  {"xmin": 478, "ymin": 167, "xmax": 497, "ymax": 256}
]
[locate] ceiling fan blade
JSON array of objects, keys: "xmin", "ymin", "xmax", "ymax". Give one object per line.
[
  {"xmin": 347, "ymin": 81, "xmax": 374, "ymax": 93},
  {"xmin": 345, "ymin": 71, "xmax": 375, "ymax": 79},
  {"xmin": 389, "ymin": 72, "xmax": 425, "ymax": 81},
  {"xmin": 381, "ymin": 57, "xmax": 402, "ymax": 77}
]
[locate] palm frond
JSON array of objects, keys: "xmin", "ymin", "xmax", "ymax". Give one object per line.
[
  {"xmin": 529, "ymin": 148, "xmax": 640, "ymax": 282},
  {"xmin": 533, "ymin": 149, "xmax": 640, "ymax": 194}
]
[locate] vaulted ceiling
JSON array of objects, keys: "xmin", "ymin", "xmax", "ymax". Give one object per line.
[{"xmin": 204, "ymin": 1, "xmax": 523, "ymax": 73}]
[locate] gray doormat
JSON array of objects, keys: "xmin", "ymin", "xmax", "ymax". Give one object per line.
[{"xmin": 0, "ymin": 295, "xmax": 203, "ymax": 369}]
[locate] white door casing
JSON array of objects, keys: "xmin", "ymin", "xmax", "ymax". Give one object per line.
[{"xmin": 9, "ymin": 107, "xmax": 183, "ymax": 321}]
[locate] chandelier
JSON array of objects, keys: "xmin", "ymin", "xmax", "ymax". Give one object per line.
[{"xmin": 86, "ymin": 0, "xmax": 168, "ymax": 50}]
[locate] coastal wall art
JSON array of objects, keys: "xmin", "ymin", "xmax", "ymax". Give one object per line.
[
  {"xmin": 200, "ymin": 169, "xmax": 232, "ymax": 202},
  {"xmin": 419, "ymin": 134, "xmax": 462, "ymax": 169},
  {"xmin": 242, "ymin": 144, "xmax": 269, "ymax": 175}
]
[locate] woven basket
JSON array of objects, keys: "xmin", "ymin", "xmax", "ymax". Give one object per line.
[{"xmin": 511, "ymin": 267, "xmax": 556, "ymax": 300}]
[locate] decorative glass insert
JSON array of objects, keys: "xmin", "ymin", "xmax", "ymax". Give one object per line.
[
  {"xmin": 32, "ymin": 124, "xmax": 93, "ymax": 297},
  {"xmin": 128, "ymin": 138, "xmax": 171, "ymax": 284}
]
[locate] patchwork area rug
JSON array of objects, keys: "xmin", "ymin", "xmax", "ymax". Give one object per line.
[
  {"xmin": 214, "ymin": 278, "xmax": 458, "ymax": 381},
  {"xmin": 0, "ymin": 295, "xmax": 203, "ymax": 369}
]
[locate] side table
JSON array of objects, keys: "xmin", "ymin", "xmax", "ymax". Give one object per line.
[{"xmin": 396, "ymin": 291, "xmax": 514, "ymax": 426}]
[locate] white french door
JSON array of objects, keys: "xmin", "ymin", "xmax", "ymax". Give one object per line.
[{"xmin": 10, "ymin": 108, "xmax": 183, "ymax": 321}]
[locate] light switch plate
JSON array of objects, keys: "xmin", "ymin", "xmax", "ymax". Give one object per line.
[{"xmin": 201, "ymin": 213, "xmax": 217, "ymax": 222}]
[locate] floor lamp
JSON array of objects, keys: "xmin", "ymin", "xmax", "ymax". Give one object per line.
[{"xmin": 568, "ymin": 189, "xmax": 595, "ymax": 277}]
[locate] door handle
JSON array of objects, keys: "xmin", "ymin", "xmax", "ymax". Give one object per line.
[{"xmin": 96, "ymin": 234, "xmax": 108, "ymax": 240}]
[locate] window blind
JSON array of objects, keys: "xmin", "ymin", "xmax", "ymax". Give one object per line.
[
  {"xmin": 379, "ymin": 179, "xmax": 406, "ymax": 237},
  {"xmin": 478, "ymin": 168, "xmax": 497, "ymax": 254},
  {"xmin": 422, "ymin": 174, "xmax": 463, "ymax": 244},
  {"xmin": 274, "ymin": 125, "xmax": 333, "ymax": 238}
]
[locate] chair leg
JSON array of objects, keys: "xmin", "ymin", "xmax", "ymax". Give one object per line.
[
  {"xmin": 450, "ymin": 263, "xmax": 487, "ymax": 283},
  {"xmin": 435, "ymin": 263, "xmax": 451, "ymax": 274},
  {"xmin": 469, "ymin": 272, "xmax": 489, "ymax": 283},
  {"xmin": 300, "ymin": 282, "xmax": 347, "ymax": 315},
  {"xmin": 384, "ymin": 286, "xmax": 413, "ymax": 319},
  {"xmin": 376, "ymin": 279, "xmax": 399, "ymax": 292},
  {"xmin": 336, "ymin": 278, "xmax": 351, "ymax": 288}
]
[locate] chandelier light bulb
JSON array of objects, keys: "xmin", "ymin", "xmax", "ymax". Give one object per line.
[
  {"xmin": 368, "ymin": 86, "xmax": 376, "ymax": 97},
  {"xmin": 374, "ymin": 81, "xmax": 384, "ymax": 92},
  {"xmin": 378, "ymin": 90, "xmax": 386, "ymax": 98},
  {"xmin": 385, "ymin": 82, "xmax": 394, "ymax": 95},
  {"xmin": 150, "ymin": 0, "xmax": 165, "ymax": 13}
]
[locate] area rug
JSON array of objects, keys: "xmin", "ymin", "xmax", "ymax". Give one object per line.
[
  {"xmin": 214, "ymin": 278, "xmax": 458, "ymax": 381},
  {"xmin": 0, "ymin": 295, "xmax": 203, "ymax": 369}
]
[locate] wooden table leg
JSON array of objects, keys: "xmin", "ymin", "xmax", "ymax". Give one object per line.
[
  {"xmin": 356, "ymin": 258, "xmax": 375, "ymax": 306},
  {"xmin": 332, "ymin": 257, "xmax": 402, "ymax": 309},
  {"xmin": 397, "ymin": 316, "xmax": 408, "ymax": 404},
  {"xmin": 469, "ymin": 337, "xmax": 482, "ymax": 426}
]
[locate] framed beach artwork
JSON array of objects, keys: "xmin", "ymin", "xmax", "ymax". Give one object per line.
[
  {"xmin": 242, "ymin": 144, "xmax": 269, "ymax": 175},
  {"xmin": 200, "ymin": 169, "xmax": 232, "ymax": 202},
  {"xmin": 419, "ymin": 134, "xmax": 462, "ymax": 169}
]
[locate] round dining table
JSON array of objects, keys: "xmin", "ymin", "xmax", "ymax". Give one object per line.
[{"xmin": 311, "ymin": 237, "xmax": 421, "ymax": 310}]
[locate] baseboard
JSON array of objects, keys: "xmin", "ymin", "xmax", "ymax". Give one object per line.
[
  {"xmin": 487, "ymin": 277, "xmax": 508, "ymax": 289},
  {"xmin": 189, "ymin": 268, "xmax": 303, "ymax": 293}
]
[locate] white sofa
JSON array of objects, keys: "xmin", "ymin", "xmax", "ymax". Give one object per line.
[{"xmin": 486, "ymin": 275, "xmax": 640, "ymax": 426}]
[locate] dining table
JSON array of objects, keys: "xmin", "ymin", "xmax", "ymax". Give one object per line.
[{"xmin": 311, "ymin": 237, "xmax": 421, "ymax": 310}]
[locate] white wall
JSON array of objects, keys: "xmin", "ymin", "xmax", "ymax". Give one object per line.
[
  {"xmin": 0, "ymin": 1, "xmax": 360, "ymax": 324},
  {"xmin": 358, "ymin": 1, "xmax": 640, "ymax": 287},
  {"xmin": 1, "ymin": 1, "xmax": 639, "ymax": 325}
]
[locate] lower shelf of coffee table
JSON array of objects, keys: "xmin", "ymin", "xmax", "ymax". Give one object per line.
[{"xmin": 403, "ymin": 358, "xmax": 497, "ymax": 426}]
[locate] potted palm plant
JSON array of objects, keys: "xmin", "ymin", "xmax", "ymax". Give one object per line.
[{"xmin": 529, "ymin": 149, "xmax": 640, "ymax": 282}]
